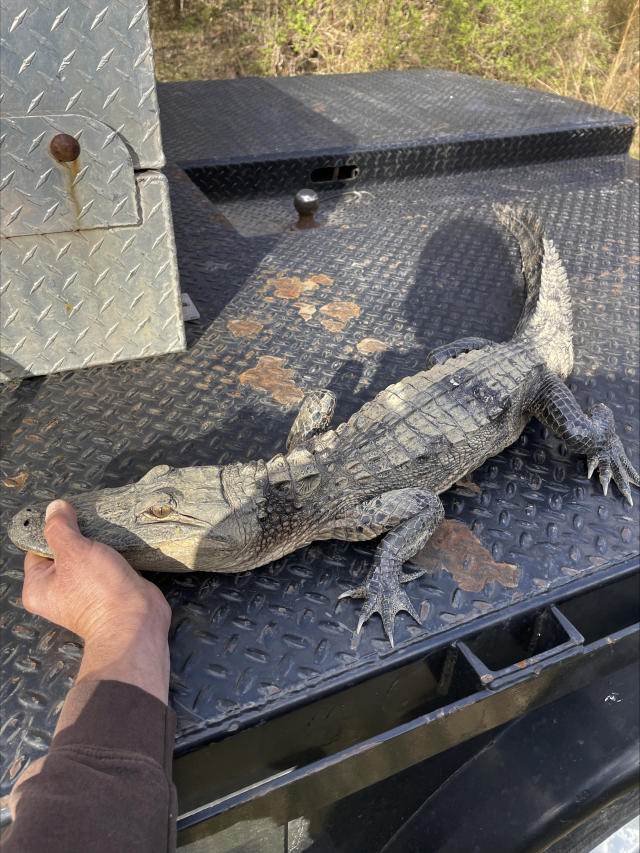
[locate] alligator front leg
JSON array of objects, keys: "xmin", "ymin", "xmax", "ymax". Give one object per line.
[
  {"xmin": 338, "ymin": 489, "xmax": 444, "ymax": 645},
  {"xmin": 426, "ymin": 337, "xmax": 494, "ymax": 368},
  {"xmin": 528, "ymin": 371, "xmax": 640, "ymax": 504},
  {"xmin": 286, "ymin": 389, "xmax": 336, "ymax": 451}
]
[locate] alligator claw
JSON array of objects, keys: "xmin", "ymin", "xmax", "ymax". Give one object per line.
[
  {"xmin": 587, "ymin": 437, "xmax": 639, "ymax": 506},
  {"xmin": 398, "ymin": 567, "xmax": 427, "ymax": 583},
  {"xmin": 599, "ymin": 465, "xmax": 611, "ymax": 497},
  {"xmin": 341, "ymin": 571, "xmax": 421, "ymax": 646},
  {"xmin": 338, "ymin": 586, "xmax": 367, "ymax": 600}
]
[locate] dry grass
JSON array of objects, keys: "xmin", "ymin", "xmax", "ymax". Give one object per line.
[
  {"xmin": 149, "ymin": 0, "xmax": 639, "ymax": 156},
  {"xmin": 535, "ymin": 1, "xmax": 639, "ymax": 155}
]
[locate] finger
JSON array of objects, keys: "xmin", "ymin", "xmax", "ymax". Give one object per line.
[
  {"xmin": 43, "ymin": 499, "xmax": 88, "ymax": 558},
  {"xmin": 22, "ymin": 552, "xmax": 55, "ymax": 615},
  {"xmin": 24, "ymin": 550, "xmax": 54, "ymax": 576}
]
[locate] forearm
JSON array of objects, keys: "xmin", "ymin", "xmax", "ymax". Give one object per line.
[{"xmin": 4, "ymin": 680, "xmax": 177, "ymax": 853}]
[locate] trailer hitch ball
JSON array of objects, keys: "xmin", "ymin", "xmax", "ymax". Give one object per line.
[
  {"xmin": 292, "ymin": 188, "xmax": 320, "ymax": 230},
  {"xmin": 50, "ymin": 133, "xmax": 81, "ymax": 163}
]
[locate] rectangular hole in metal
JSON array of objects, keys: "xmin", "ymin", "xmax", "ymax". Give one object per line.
[
  {"xmin": 464, "ymin": 608, "xmax": 570, "ymax": 672},
  {"xmin": 557, "ymin": 572, "xmax": 639, "ymax": 645},
  {"xmin": 311, "ymin": 164, "xmax": 360, "ymax": 183}
]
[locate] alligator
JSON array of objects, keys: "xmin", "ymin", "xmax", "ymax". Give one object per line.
[{"xmin": 8, "ymin": 205, "xmax": 639, "ymax": 644}]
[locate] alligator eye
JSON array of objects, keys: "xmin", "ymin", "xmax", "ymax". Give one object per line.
[{"xmin": 144, "ymin": 505, "xmax": 174, "ymax": 519}]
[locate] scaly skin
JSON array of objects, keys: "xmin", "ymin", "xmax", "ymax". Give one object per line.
[{"xmin": 9, "ymin": 206, "xmax": 639, "ymax": 644}]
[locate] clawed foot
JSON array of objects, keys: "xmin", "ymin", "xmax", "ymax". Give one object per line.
[
  {"xmin": 586, "ymin": 404, "xmax": 640, "ymax": 505},
  {"xmin": 339, "ymin": 567, "xmax": 422, "ymax": 646}
]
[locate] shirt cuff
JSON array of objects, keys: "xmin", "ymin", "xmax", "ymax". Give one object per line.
[{"xmin": 52, "ymin": 680, "xmax": 176, "ymax": 768}]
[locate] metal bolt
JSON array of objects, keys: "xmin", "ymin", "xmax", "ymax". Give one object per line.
[
  {"xmin": 50, "ymin": 134, "xmax": 80, "ymax": 163},
  {"xmin": 292, "ymin": 188, "xmax": 320, "ymax": 230}
]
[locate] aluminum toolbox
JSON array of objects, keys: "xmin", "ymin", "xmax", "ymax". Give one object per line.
[
  {"xmin": 0, "ymin": 70, "xmax": 638, "ymax": 848},
  {"xmin": 0, "ymin": 0, "xmax": 185, "ymax": 381}
]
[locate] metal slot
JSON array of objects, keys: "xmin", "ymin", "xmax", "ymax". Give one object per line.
[
  {"xmin": 310, "ymin": 164, "xmax": 360, "ymax": 183},
  {"xmin": 457, "ymin": 605, "xmax": 584, "ymax": 690},
  {"xmin": 557, "ymin": 573, "xmax": 640, "ymax": 645}
]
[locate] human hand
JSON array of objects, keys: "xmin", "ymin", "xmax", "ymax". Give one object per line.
[{"xmin": 22, "ymin": 499, "xmax": 172, "ymax": 703}]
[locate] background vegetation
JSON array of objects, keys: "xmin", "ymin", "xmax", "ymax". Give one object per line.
[{"xmin": 149, "ymin": 0, "xmax": 638, "ymax": 154}]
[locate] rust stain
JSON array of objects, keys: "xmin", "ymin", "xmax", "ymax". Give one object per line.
[
  {"xmin": 3, "ymin": 471, "xmax": 29, "ymax": 489},
  {"xmin": 357, "ymin": 337, "xmax": 388, "ymax": 354},
  {"xmin": 227, "ymin": 318, "xmax": 263, "ymax": 338},
  {"xmin": 454, "ymin": 474, "xmax": 482, "ymax": 494},
  {"xmin": 9, "ymin": 755, "xmax": 27, "ymax": 780},
  {"xmin": 44, "ymin": 419, "xmax": 58, "ymax": 431},
  {"xmin": 410, "ymin": 519, "xmax": 520, "ymax": 592},
  {"xmin": 294, "ymin": 302, "xmax": 316, "ymax": 321},
  {"xmin": 319, "ymin": 301, "xmax": 360, "ymax": 333},
  {"xmin": 238, "ymin": 356, "xmax": 304, "ymax": 406},
  {"xmin": 320, "ymin": 317, "xmax": 344, "ymax": 333},
  {"xmin": 263, "ymin": 275, "xmax": 317, "ymax": 299},
  {"xmin": 210, "ymin": 210, "xmax": 235, "ymax": 230},
  {"xmin": 65, "ymin": 302, "xmax": 73, "ymax": 312}
]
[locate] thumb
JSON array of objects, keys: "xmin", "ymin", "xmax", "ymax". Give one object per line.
[{"xmin": 43, "ymin": 500, "xmax": 88, "ymax": 559}]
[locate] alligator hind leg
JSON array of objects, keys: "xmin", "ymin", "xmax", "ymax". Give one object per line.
[
  {"xmin": 527, "ymin": 370, "xmax": 640, "ymax": 504},
  {"xmin": 286, "ymin": 389, "xmax": 336, "ymax": 451},
  {"xmin": 338, "ymin": 489, "xmax": 444, "ymax": 645},
  {"xmin": 426, "ymin": 337, "xmax": 494, "ymax": 368}
]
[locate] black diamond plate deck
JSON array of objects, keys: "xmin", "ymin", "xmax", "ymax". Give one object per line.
[
  {"xmin": 158, "ymin": 71, "xmax": 634, "ymax": 203},
  {"xmin": 157, "ymin": 70, "xmax": 634, "ymax": 166},
  {"xmin": 1, "ymin": 73, "xmax": 639, "ymax": 799}
]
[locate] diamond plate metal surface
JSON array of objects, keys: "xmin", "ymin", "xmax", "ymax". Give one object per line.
[
  {"xmin": 1, "ymin": 0, "xmax": 164, "ymax": 170},
  {"xmin": 0, "ymin": 151, "xmax": 637, "ymax": 794},
  {"xmin": 157, "ymin": 72, "xmax": 635, "ymax": 167},
  {"xmin": 0, "ymin": 114, "xmax": 138, "ymax": 237},
  {"xmin": 0, "ymin": 171, "xmax": 185, "ymax": 380}
]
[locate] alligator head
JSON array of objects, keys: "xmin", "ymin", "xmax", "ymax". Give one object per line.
[{"xmin": 8, "ymin": 462, "xmax": 269, "ymax": 574}]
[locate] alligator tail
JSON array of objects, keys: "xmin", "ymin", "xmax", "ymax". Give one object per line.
[{"xmin": 494, "ymin": 203, "xmax": 574, "ymax": 379}]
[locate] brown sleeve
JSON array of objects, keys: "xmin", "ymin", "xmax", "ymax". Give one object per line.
[{"xmin": 3, "ymin": 680, "xmax": 177, "ymax": 853}]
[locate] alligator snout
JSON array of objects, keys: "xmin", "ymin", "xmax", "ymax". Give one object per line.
[{"xmin": 8, "ymin": 505, "xmax": 51, "ymax": 558}]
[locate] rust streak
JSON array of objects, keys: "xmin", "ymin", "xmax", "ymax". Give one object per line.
[
  {"xmin": 410, "ymin": 519, "xmax": 520, "ymax": 592},
  {"xmin": 227, "ymin": 318, "xmax": 263, "ymax": 338},
  {"xmin": 238, "ymin": 356, "xmax": 303, "ymax": 406},
  {"xmin": 64, "ymin": 158, "xmax": 81, "ymax": 221}
]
